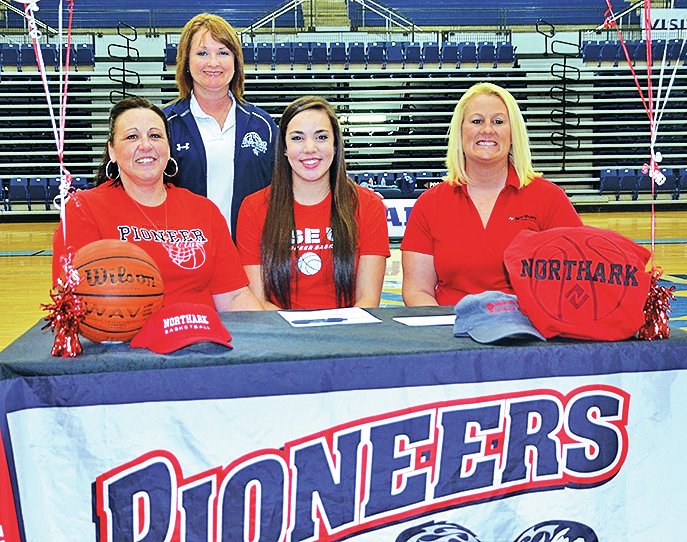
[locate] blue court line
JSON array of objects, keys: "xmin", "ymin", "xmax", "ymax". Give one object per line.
[
  {"xmin": 0, "ymin": 250, "xmax": 51, "ymax": 257},
  {"xmin": 635, "ymin": 238, "xmax": 687, "ymax": 245}
]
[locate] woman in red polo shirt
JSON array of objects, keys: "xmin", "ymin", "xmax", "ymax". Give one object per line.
[
  {"xmin": 237, "ymin": 96, "xmax": 390, "ymax": 310},
  {"xmin": 401, "ymin": 82, "xmax": 583, "ymax": 306}
]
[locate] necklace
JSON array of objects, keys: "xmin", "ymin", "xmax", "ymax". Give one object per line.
[{"xmin": 130, "ymin": 191, "xmax": 169, "ymax": 232}]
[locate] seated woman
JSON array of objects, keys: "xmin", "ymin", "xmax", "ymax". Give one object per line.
[
  {"xmin": 52, "ymin": 96, "xmax": 262, "ymax": 312},
  {"xmin": 402, "ymin": 82, "xmax": 583, "ymax": 306},
  {"xmin": 237, "ymin": 96, "xmax": 390, "ymax": 310}
]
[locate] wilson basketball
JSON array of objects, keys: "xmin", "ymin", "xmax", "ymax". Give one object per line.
[{"xmin": 71, "ymin": 239, "xmax": 164, "ymax": 342}]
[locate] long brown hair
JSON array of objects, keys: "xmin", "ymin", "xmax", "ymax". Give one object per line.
[
  {"xmin": 174, "ymin": 13, "xmax": 245, "ymax": 102},
  {"xmin": 261, "ymin": 96, "xmax": 359, "ymax": 308}
]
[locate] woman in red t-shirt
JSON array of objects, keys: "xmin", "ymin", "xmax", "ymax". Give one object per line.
[{"xmin": 237, "ymin": 96, "xmax": 390, "ymax": 310}]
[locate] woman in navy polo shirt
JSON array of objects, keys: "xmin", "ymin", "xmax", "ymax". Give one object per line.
[{"xmin": 164, "ymin": 13, "xmax": 277, "ymax": 239}]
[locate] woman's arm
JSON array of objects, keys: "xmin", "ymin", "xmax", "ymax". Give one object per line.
[
  {"xmin": 243, "ymin": 264, "xmax": 281, "ymax": 310},
  {"xmin": 402, "ymin": 251, "xmax": 439, "ymax": 306},
  {"xmin": 213, "ymin": 286, "xmax": 263, "ymax": 312},
  {"xmin": 354, "ymin": 254, "xmax": 387, "ymax": 308}
]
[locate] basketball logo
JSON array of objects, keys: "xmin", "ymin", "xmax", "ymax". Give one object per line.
[{"xmin": 296, "ymin": 251, "xmax": 322, "ymax": 276}]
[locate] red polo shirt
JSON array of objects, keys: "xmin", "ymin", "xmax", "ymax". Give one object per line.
[{"xmin": 401, "ymin": 165, "xmax": 583, "ymax": 305}]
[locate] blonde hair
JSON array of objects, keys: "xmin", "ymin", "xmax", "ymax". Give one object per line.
[
  {"xmin": 445, "ymin": 82, "xmax": 541, "ymax": 188},
  {"xmin": 174, "ymin": 13, "xmax": 245, "ymax": 102}
]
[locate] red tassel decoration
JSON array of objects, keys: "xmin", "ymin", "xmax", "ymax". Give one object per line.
[
  {"xmin": 42, "ymin": 252, "xmax": 86, "ymax": 357},
  {"xmin": 637, "ymin": 267, "xmax": 675, "ymax": 340}
]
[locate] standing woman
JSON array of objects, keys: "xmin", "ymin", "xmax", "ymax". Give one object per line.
[
  {"xmin": 237, "ymin": 96, "xmax": 390, "ymax": 310},
  {"xmin": 164, "ymin": 13, "xmax": 277, "ymax": 237},
  {"xmin": 402, "ymin": 82, "xmax": 583, "ymax": 306}
]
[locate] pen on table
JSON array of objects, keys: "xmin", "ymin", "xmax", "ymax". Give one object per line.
[{"xmin": 292, "ymin": 317, "xmax": 348, "ymax": 325}]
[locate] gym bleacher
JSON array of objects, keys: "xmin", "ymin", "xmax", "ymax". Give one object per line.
[{"xmin": 2, "ymin": 0, "xmax": 687, "ymax": 216}]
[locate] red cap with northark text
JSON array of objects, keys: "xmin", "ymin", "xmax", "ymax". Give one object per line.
[{"xmin": 131, "ymin": 302, "xmax": 233, "ymax": 354}]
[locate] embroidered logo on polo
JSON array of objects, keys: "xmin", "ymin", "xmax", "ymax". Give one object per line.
[
  {"xmin": 117, "ymin": 225, "xmax": 207, "ymax": 270},
  {"xmin": 241, "ymin": 131, "xmax": 268, "ymax": 156}
]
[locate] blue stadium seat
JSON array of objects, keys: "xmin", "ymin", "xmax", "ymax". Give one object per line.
[
  {"xmin": 8, "ymin": 177, "xmax": 30, "ymax": 209},
  {"xmin": 274, "ymin": 42, "xmax": 292, "ymax": 68},
  {"xmin": 292, "ymin": 42, "xmax": 310, "ymax": 68},
  {"xmin": 599, "ymin": 40, "xmax": 618, "ymax": 66},
  {"xmin": 386, "ymin": 41, "xmax": 404, "ymax": 67},
  {"xmin": 668, "ymin": 38, "xmax": 687, "ymax": 65},
  {"xmin": 28, "ymin": 177, "xmax": 51, "ymax": 210},
  {"xmin": 164, "ymin": 43, "xmax": 177, "ymax": 67},
  {"xmin": 619, "ymin": 169, "xmax": 639, "ymax": 200},
  {"xmin": 348, "ymin": 42, "xmax": 366, "ymax": 68},
  {"xmin": 478, "ymin": 42, "xmax": 496, "ymax": 68},
  {"xmin": 75, "ymin": 43, "xmax": 95, "ymax": 70},
  {"xmin": 441, "ymin": 43, "xmax": 460, "ymax": 69},
  {"xmin": 404, "ymin": 42, "xmax": 422, "ymax": 68},
  {"xmin": 310, "ymin": 42, "xmax": 328, "ymax": 67},
  {"xmin": 652, "ymin": 39, "xmax": 668, "ymax": 63},
  {"xmin": 357, "ymin": 172, "xmax": 374, "ymax": 186},
  {"xmin": 367, "ymin": 42, "xmax": 386, "ymax": 68},
  {"xmin": 60, "ymin": 43, "xmax": 77, "ymax": 68},
  {"xmin": 581, "ymin": 40, "xmax": 601, "ymax": 65},
  {"xmin": 496, "ymin": 42, "xmax": 516, "ymax": 66},
  {"xmin": 242, "ymin": 43, "xmax": 255, "ymax": 67},
  {"xmin": 376, "ymin": 172, "xmax": 395, "ymax": 186},
  {"xmin": 40, "ymin": 43, "xmax": 59, "ymax": 71},
  {"xmin": 633, "ymin": 40, "xmax": 648, "ymax": 65},
  {"xmin": 458, "ymin": 42, "xmax": 477, "ymax": 67},
  {"xmin": 255, "ymin": 43, "xmax": 274, "ymax": 70},
  {"xmin": 677, "ymin": 168, "xmax": 687, "ymax": 199},
  {"xmin": 414, "ymin": 171, "xmax": 433, "ymax": 188},
  {"xmin": 599, "ymin": 168, "xmax": 620, "ymax": 196},
  {"xmin": 422, "ymin": 42, "xmax": 440, "ymax": 66},
  {"xmin": 0, "ymin": 43, "xmax": 21, "ymax": 71},
  {"xmin": 329, "ymin": 42, "xmax": 347, "ymax": 66},
  {"xmin": 19, "ymin": 44, "xmax": 36, "ymax": 72}
]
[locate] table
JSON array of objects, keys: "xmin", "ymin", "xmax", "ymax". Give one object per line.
[{"xmin": 1, "ymin": 307, "xmax": 686, "ymax": 541}]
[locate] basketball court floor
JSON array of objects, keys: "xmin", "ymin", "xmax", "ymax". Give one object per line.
[{"xmin": 1, "ymin": 211, "xmax": 686, "ymax": 350}]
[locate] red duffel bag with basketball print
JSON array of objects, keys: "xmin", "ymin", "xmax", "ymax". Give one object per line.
[{"xmin": 504, "ymin": 226, "xmax": 652, "ymax": 341}]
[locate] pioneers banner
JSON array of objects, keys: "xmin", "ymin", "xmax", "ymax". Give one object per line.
[{"xmin": 2, "ymin": 368, "xmax": 685, "ymax": 541}]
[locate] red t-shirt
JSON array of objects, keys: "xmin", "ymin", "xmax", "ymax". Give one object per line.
[
  {"xmin": 237, "ymin": 184, "xmax": 390, "ymax": 309},
  {"xmin": 401, "ymin": 166, "xmax": 583, "ymax": 305},
  {"xmin": 52, "ymin": 183, "xmax": 249, "ymax": 308}
]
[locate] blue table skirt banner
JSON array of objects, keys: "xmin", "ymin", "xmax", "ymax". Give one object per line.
[{"xmin": 0, "ymin": 308, "xmax": 686, "ymax": 541}]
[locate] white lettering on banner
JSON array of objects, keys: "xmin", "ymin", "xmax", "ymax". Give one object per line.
[
  {"xmin": 94, "ymin": 385, "xmax": 629, "ymax": 542},
  {"xmin": 643, "ymin": 8, "xmax": 687, "ymax": 32},
  {"xmin": 384, "ymin": 199, "xmax": 415, "ymax": 238}
]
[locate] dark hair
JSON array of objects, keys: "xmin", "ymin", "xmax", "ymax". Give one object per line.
[
  {"xmin": 261, "ymin": 96, "xmax": 359, "ymax": 309},
  {"xmin": 174, "ymin": 13, "xmax": 245, "ymax": 102},
  {"xmin": 95, "ymin": 96, "xmax": 176, "ymax": 187}
]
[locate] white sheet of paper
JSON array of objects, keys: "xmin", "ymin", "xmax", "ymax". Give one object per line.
[
  {"xmin": 279, "ymin": 307, "xmax": 382, "ymax": 327},
  {"xmin": 393, "ymin": 315, "xmax": 456, "ymax": 327}
]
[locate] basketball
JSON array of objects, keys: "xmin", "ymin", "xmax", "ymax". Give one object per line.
[{"xmin": 71, "ymin": 240, "xmax": 164, "ymax": 342}]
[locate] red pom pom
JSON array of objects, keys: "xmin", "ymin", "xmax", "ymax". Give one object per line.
[
  {"xmin": 637, "ymin": 267, "xmax": 675, "ymax": 341},
  {"xmin": 41, "ymin": 251, "xmax": 86, "ymax": 357}
]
